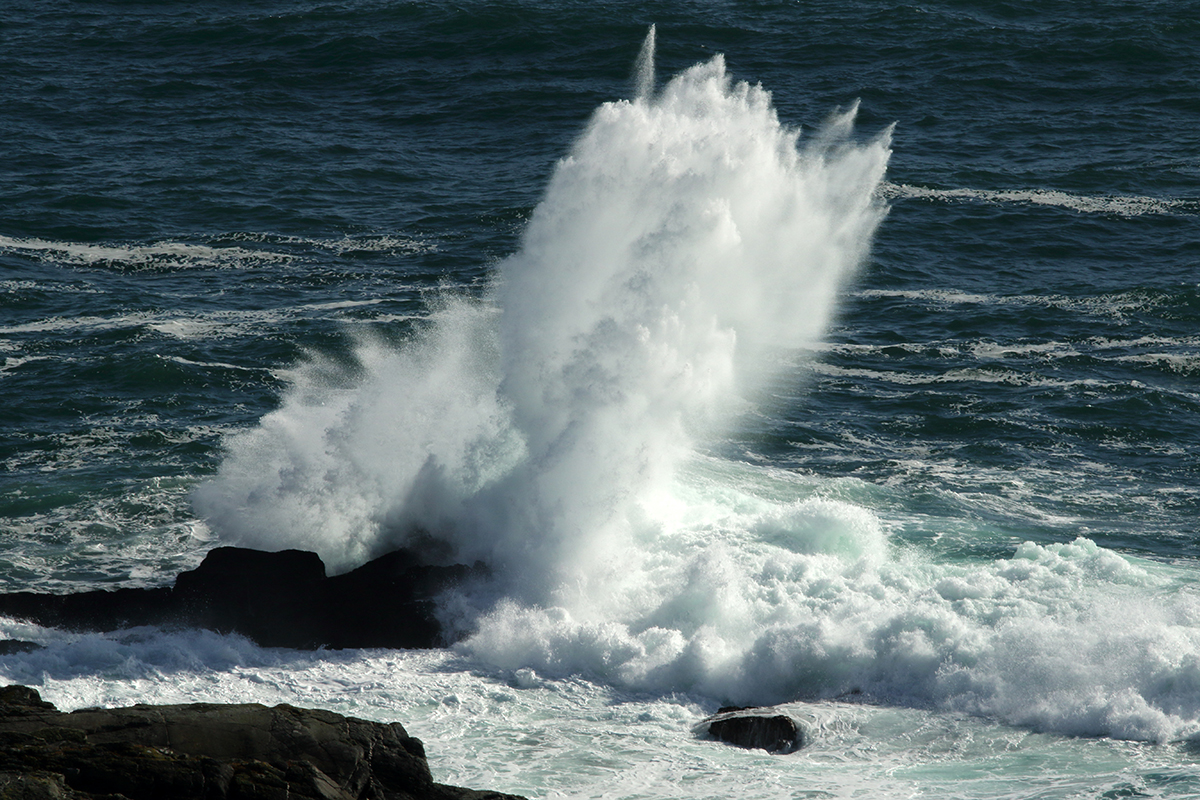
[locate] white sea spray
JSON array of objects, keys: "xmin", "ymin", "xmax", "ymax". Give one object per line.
[
  {"xmin": 193, "ymin": 43, "xmax": 892, "ymax": 586},
  {"xmin": 189, "ymin": 37, "xmax": 1200, "ymax": 745}
]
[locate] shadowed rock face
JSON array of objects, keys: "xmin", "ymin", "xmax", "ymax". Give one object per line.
[
  {"xmin": 0, "ymin": 684, "xmax": 525, "ymax": 800},
  {"xmin": 0, "ymin": 546, "xmax": 485, "ymax": 650},
  {"xmin": 698, "ymin": 706, "xmax": 806, "ymax": 754}
]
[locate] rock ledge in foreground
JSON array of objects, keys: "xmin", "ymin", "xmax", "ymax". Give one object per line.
[{"xmin": 0, "ymin": 684, "xmax": 525, "ymax": 800}]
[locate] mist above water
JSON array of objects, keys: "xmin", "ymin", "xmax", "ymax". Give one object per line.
[
  {"xmin": 194, "ymin": 37, "xmax": 892, "ymax": 587},
  {"xmin": 189, "ymin": 35, "xmax": 1200, "ymax": 743}
]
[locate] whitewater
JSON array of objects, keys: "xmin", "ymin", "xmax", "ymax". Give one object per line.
[
  {"xmin": 4, "ymin": 20, "xmax": 1200, "ymax": 799},
  {"xmin": 186, "ymin": 35, "xmax": 1200, "ymax": 745}
]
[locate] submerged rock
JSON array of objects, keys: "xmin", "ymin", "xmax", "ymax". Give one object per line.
[
  {"xmin": 0, "ymin": 546, "xmax": 485, "ymax": 650},
  {"xmin": 0, "ymin": 684, "xmax": 525, "ymax": 800},
  {"xmin": 697, "ymin": 705, "xmax": 806, "ymax": 754}
]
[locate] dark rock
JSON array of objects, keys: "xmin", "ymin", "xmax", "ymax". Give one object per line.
[
  {"xmin": 0, "ymin": 587, "xmax": 176, "ymax": 633},
  {"xmin": 698, "ymin": 705, "xmax": 805, "ymax": 754},
  {"xmin": 322, "ymin": 550, "xmax": 482, "ymax": 650},
  {"xmin": 0, "ymin": 770, "xmax": 76, "ymax": 799},
  {"xmin": 172, "ymin": 548, "xmax": 330, "ymax": 649},
  {"xmin": 0, "ymin": 640, "xmax": 44, "ymax": 655},
  {"xmin": 0, "ymin": 685, "xmax": 56, "ymax": 712},
  {"xmin": 0, "ymin": 684, "xmax": 526, "ymax": 800},
  {"xmin": 0, "ymin": 547, "xmax": 485, "ymax": 650}
]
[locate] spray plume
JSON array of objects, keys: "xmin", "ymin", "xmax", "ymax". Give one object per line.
[
  {"xmin": 634, "ymin": 24, "xmax": 656, "ymax": 100},
  {"xmin": 195, "ymin": 40, "xmax": 893, "ymax": 600},
  {"xmin": 189, "ymin": 45, "xmax": 1200, "ymax": 739}
]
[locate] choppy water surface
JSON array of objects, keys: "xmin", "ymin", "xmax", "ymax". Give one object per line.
[{"xmin": 3, "ymin": 2, "xmax": 1200, "ymax": 798}]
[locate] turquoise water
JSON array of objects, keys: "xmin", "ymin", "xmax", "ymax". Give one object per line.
[{"xmin": 3, "ymin": 2, "xmax": 1200, "ymax": 797}]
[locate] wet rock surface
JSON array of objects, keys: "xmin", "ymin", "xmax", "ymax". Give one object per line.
[
  {"xmin": 698, "ymin": 705, "xmax": 806, "ymax": 754},
  {"xmin": 0, "ymin": 684, "xmax": 525, "ymax": 800},
  {"xmin": 0, "ymin": 546, "xmax": 484, "ymax": 650}
]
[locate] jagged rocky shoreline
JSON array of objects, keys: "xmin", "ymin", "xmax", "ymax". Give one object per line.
[
  {"xmin": 0, "ymin": 545, "xmax": 811, "ymax": 794},
  {"xmin": 0, "ymin": 683, "xmax": 809, "ymax": 800},
  {"xmin": 0, "ymin": 684, "xmax": 525, "ymax": 799}
]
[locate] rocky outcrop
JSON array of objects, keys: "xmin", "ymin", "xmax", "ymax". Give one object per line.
[
  {"xmin": 0, "ymin": 684, "xmax": 525, "ymax": 800},
  {"xmin": 696, "ymin": 705, "xmax": 806, "ymax": 754},
  {"xmin": 0, "ymin": 547, "xmax": 485, "ymax": 650}
]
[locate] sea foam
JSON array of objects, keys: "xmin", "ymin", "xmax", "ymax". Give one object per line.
[
  {"xmin": 193, "ymin": 37, "xmax": 1200, "ymax": 742},
  {"xmin": 194, "ymin": 37, "xmax": 892, "ymax": 584}
]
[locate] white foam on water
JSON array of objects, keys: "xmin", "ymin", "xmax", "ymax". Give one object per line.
[
  {"xmin": 856, "ymin": 287, "xmax": 993, "ymax": 305},
  {"xmin": 1, "ymin": 408, "xmax": 232, "ymax": 592},
  {"xmin": 884, "ymin": 183, "xmax": 1200, "ymax": 217},
  {"xmin": 213, "ymin": 231, "xmax": 436, "ymax": 255},
  {"xmin": 163, "ymin": 355, "xmax": 271, "ymax": 373},
  {"xmin": 0, "ymin": 304, "xmax": 400, "ymax": 341},
  {"xmin": 854, "ymin": 287, "xmax": 1186, "ymax": 324},
  {"xmin": 0, "ymin": 311, "xmax": 222, "ymax": 338},
  {"xmin": 0, "ymin": 355, "xmax": 54, "ymax": 375},
  {"xmin": 1112, "ymin": 351, "xmax": 1200, "ymax": 375},
  {"xmin": 0, "ymin": 234, "xmax": 293, "ymax": 270},
  {"xmin": 808, "ymin": 360, "xmax": 1119, "ymax": 391},
  {"xmin": 146, "ymin": 318, "xmax": 231, "ymax": 340},
  {"xmin": 815, "ymin": 330, "xmax": 1200, "ymax": 389},
  {"xmin": 0, "ymin": 627, "xmax": 1196, "ymax": 800},
  {"xmin": 458, "ymin": 454, "xmax": 1200, "ymax": 743},
  {"xmin": 323, "ymin": 234, "xmax": 437, "ymax": 255},
  {"xmin": 0, "ymin": 279, "xmax": 102, "ymax": 295},
  {"xmin": 0, "ymin": 313, "xmax": 153, "ymax": 337},
  {"xmin": 297, "ymin": 299, "xmax": 389, "ymax": 312},
  {"xmin": 192, "ymin": 38, "xmax": 1200, "ymax": 746},
  {"xmin": 970, "ymin": 340, "xmax": 1082, "ymax": 360}
]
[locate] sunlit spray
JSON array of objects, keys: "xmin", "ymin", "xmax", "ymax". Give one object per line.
[
  {"xmin": 195, "ymin": 31, "xmax": 892, "ymax": 591},
  {"xmin": 633, "ymin": 24, "xmax": 656, "ymax": 100},
  {"xmin": 484, "ymin": 41, "xmax": 891, "ymax": 607},
  {"xmin": 191, "ymin": 36, "xmax": 1200, "ymax": 741}
]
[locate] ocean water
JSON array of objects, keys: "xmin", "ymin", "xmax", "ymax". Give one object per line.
[{"xmin": 3, "ymin": 2, "xmax": 1200, "ymax": 797}]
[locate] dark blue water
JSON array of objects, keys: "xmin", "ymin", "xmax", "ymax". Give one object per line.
[{"xmin": 3, "ymin": 3, "xmax": 1200, "ymax": 797}]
